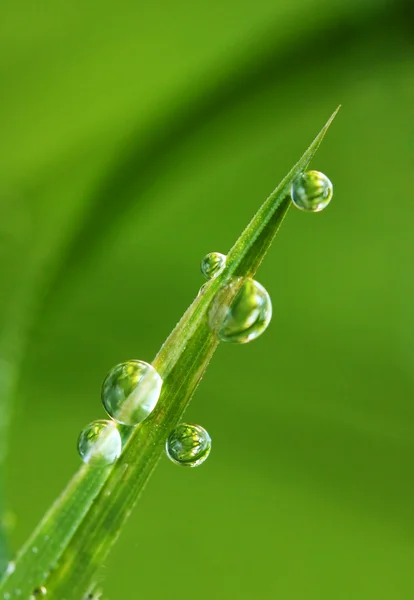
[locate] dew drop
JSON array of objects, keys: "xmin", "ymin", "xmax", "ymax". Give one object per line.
[
  {"xmin": 77, "ymin": 420, "xmax": 122, "ymax": 466},
  {"xmin": 5, "ymin": 561, "xmax": 15, "ymax": 575},
  {"xmin": 33, "ymin": 588, "xmax": 47, "ymax": 597},
  {"xmin": 291, "ymin": 170, "xmax": 333, "ymax": 212},
  {"xmin": 102, "ymin": 360, "xmax": 162, "ymax": 426},
  {"xmin": 197, "ymin": 282, "xmax": 208, "ymax": 298},
  {"xmin": 209, "ymin": 277, "xmax": 272, "ymax": 343},
  {"xmin": 166, "ymin": 423, "xmax": 211, "ymax": 467},
  {"xmin": 201, "ymin": 252, "xmax": 226, "ymax": 279}
]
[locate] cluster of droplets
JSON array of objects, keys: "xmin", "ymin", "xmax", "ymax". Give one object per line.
[
  {"xmin": 77, "ymin": 355, "xmax": 212, "ymax": 468},
  {"xmin": 77, "ymin": 171, "xmax": 332, "ymax": 468},
  {"xmin": 77, "ymin": 360, "xmax": 163, "ymax": 466}
]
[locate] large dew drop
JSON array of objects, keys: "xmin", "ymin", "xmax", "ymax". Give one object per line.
[
  {"xmin": 102, "ymin": 360, "xmax": 162, "ymax": 426},
  {"xmin": 209, "ymin": 277, "xmax": 272, "ymax": 343},
  {"xmin": 77, "ymin": 420, "xmax": 121, "ymax": 466},
  {"xmin": 201, "ymin": 252, "xmax": 226, "ymax": 279},
  {"xmin": 166, "ymin": 423, "xmax": 211, "ymax": 467},
  {"xmin": 291, "ymin": 170, "xmax": 333, "ymax": 212}
]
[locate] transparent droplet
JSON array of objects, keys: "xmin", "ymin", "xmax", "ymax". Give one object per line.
[
  {"xmin": 33, "ymin": 588, "xmax": 47, "ymax": 597},
  {"xmin": 102, "ymin": 360, "xmax": 162, "ymax": 426},
  {"xmin": 201, "ymin": 252, "xmax": 226, "ymax": 279},
  {"xmin": 291, "ymin": 170, "xmax": 333, "ymax": 212},
  {"xmin": 77, "ymin": 420, "xmax": 122, "ymax": 466},
  {"xmin": 166, "ymin": 423, "xmax": 211, "ymax": 467},
  {"xmin": 209, "ymin": 277, "xmax": 272, "ymax": 343}
]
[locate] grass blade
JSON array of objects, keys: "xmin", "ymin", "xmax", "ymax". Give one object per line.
[{"xmin": 0, "ymin": 108, "xmax": 339, "ymax": 599}]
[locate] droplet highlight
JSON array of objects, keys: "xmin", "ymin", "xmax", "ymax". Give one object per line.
[
  {"xmin": 102, "ymin": 360, "xmax": 162, "ymax": 426},
  {"xmin": 5, "ymin": 561, "xmax": 15, "ymax": 575},
  {"xmin": 291, "ymin": 170, "xmax": 333, "ymax": 212},
  {"xmin": 166, "ymin": 423, "xmax": 211, "ymax": 467},
  {"xmin": 77, "ymin": 420, "xmax": 122, "ymax": 465},
  {"xmin": 209, "ymin": 277, "xmax": 272, "ymax": 343},
  {"xmin": 201, "ymin": 252, "xmax": 226, "ymax": 279},
  {"xmin": 33, "ymin": 588, "xmax": 47, "ymax": 597}
]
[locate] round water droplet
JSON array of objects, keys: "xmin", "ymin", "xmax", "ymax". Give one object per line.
[
  {"xmin": 201, "ymin": 252, "xmax": 226, "ymax": 279},
  {"xmin": 166, "ymin": 423, "xmax": 211, "ymax": 467},
  {"xmin": 77, "ymin": 420, "xmax": 121, "ymax": 466},
  {"xmin": 33, "ymin": 588, "xmax": 47, "ymax": 597},
  {"xmin": 291, "ymin": 170, "xmax": 333, "ymax": 212},
  {"xmin": 209, "ymin": 277, "xmax": 272, "ymax": 343},
  {"xmin": 102, "ymin": 360, "xmax": 162, "ymax": 426}
]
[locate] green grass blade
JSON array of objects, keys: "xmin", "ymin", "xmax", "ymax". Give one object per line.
[{"xmin": 0, "ymin": 108, "xmax": 339, "ymax": 599}]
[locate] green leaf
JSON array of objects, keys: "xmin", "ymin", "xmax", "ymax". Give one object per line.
[{"xmin": 0, "ymin": 108, "xmax": 339, "ymax": 598}]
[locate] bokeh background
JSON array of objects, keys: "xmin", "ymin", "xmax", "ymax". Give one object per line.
[{"xmin": 1, "ymin": 0, "xmax": 414, "ymax": 598}]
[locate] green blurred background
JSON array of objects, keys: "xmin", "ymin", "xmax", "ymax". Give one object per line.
[{"xmin": 1, "ymin": 0, "xmax": 413, "ymax": 597}]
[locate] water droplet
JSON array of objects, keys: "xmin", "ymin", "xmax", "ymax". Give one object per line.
[
  {"xmin": 77, "ymin": 420, "xmax": 122, "ymax": 465},
  {"xmin": 197, "ymin": 282, "xmax": 209, "ymax": 298},
  {"xmin": 5, "ymin": 561, "xmax": 15, "ymax": 575},
  {"xmin": 166, "ymin": 423, "xmax": 211, "ymax": 467},
  {"xmin": 291, "ymin": 170, "xmax": 333, "ymax": 212},
  {"xmin": 209, "ymin": 277, "xmax": 272, "ymax": 343},
  {"xmin": 33, "ymin": 588, "xmax": 47, "ymax": 597},
  {"xmin": 201, "ymin": 252, "xmax": 226, "ymax": 279},
  {"xmin": 102, "ymin": 360, "xmax": 162, "ymax": 426}
]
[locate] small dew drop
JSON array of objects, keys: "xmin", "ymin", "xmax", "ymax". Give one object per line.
[
  {"xmin": 291, "ymin": 170, "xmax": 333, "ymax": 213},
  {"xmin": 77, "ymin": 420, "xmax": 122, "ymax": 466},
  {"xmin": 5, "ymin": 561, "xmax": 15, "ymax": 575},
  {"xmin": 33, "ymin": 588, "xmax": 47, "ymax": 597},
  {"xmin": 32, "ymin": 546, "xmax": 38, "ymax": 554},
  {"xmin": 197, "ymin": 282, "xmax": 208, "ymax": 297},
  {"xmin": 201, "ymin": 252, "xmax": 226, "ymax": 279},
  {"xmin": 102, "ymin": 360, "xmax": 162, "ymax": 426},
  {"xmin": 166, "ymin": 423, "xmax": 211, "ymax": 467},
  {"xmin": 209, "ymin": 277, "xmax": 272, "ymax": 344}
]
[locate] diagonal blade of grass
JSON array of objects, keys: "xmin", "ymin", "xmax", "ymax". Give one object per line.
[{"xmin": 0, "ymin": 107, "xmax": 339, "ymax": 599}]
